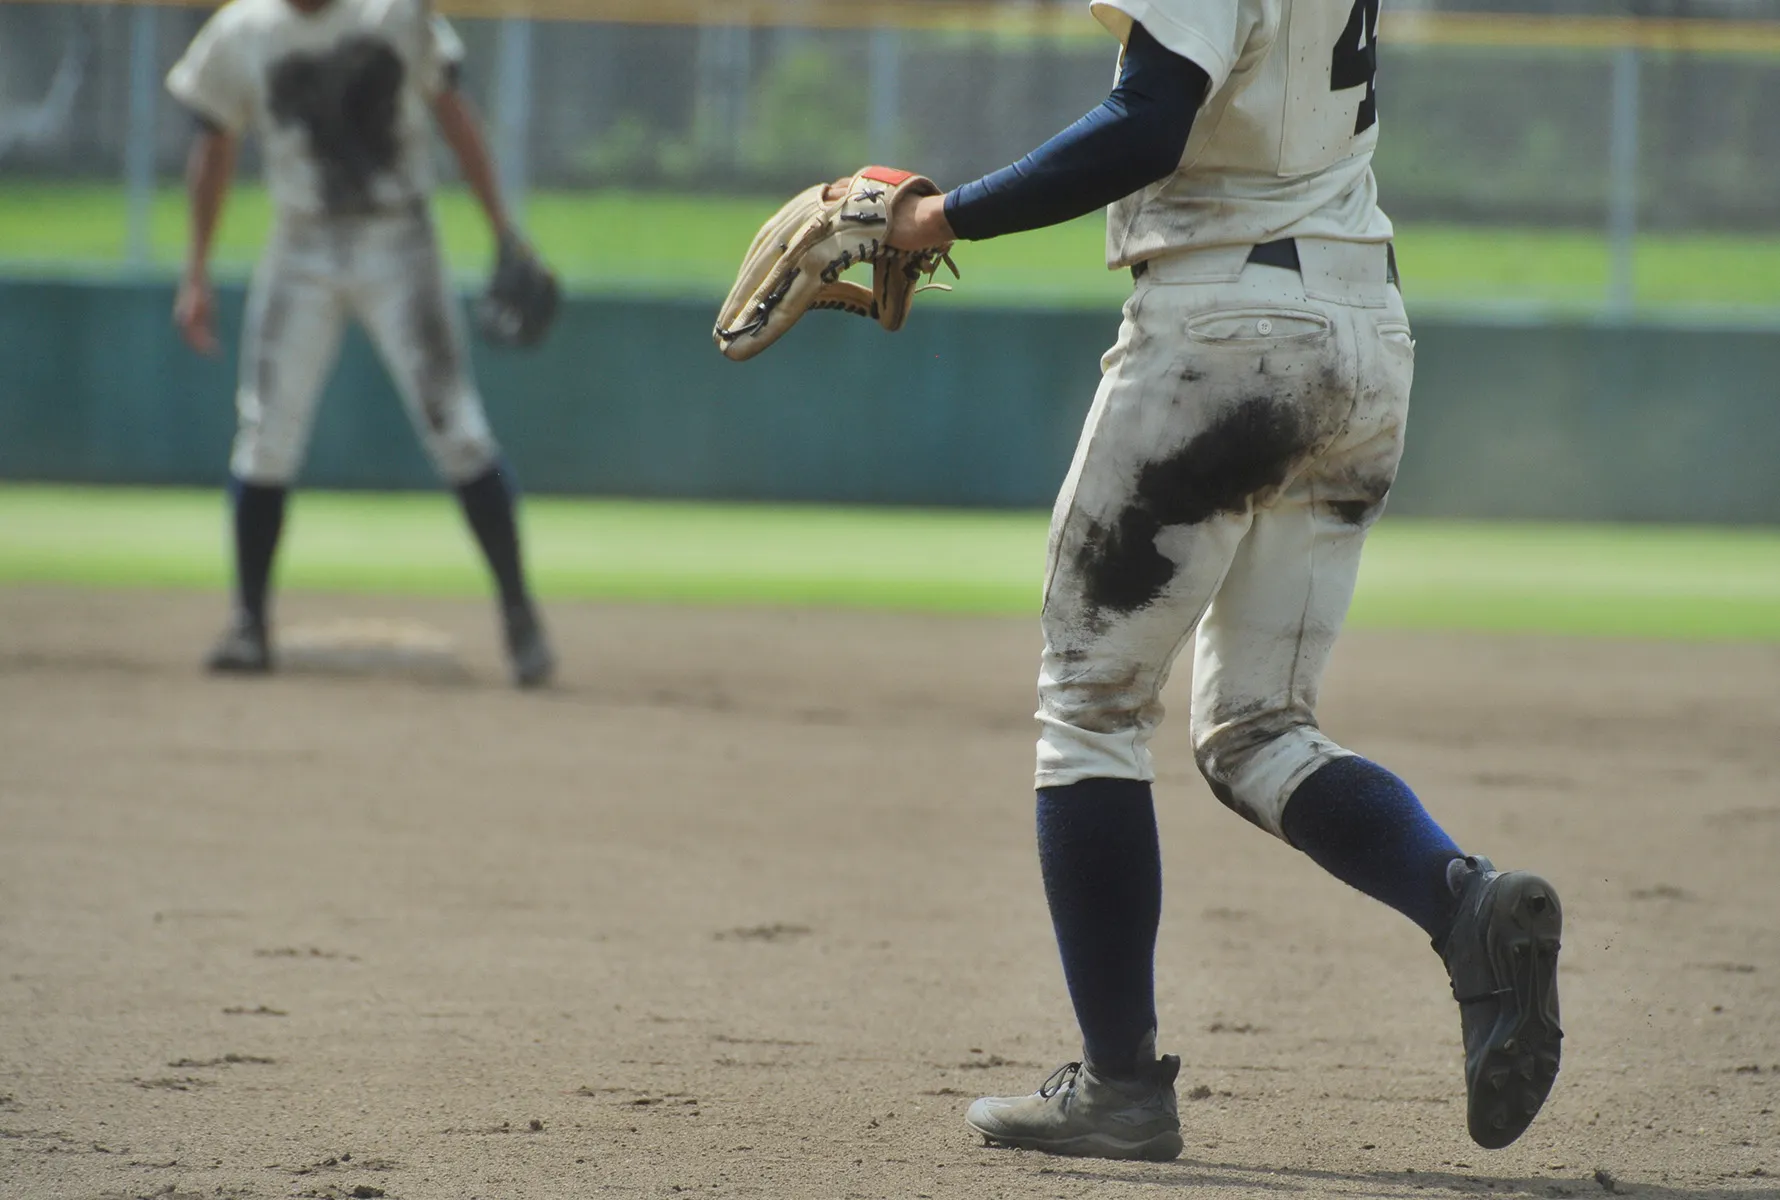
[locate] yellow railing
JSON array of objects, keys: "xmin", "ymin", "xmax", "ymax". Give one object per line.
[
  {"xmin": 1386, "ymin": 11, "xmax": 1780, "ymax": 52},
  {"xmin": 14, "ymin": 0, "xmax": 1780, "ymax": 53}
]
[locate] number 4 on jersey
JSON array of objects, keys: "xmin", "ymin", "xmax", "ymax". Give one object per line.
[{"xmin": 1330, "ymin": 0, "xmax": 1379, "ymax": 134}]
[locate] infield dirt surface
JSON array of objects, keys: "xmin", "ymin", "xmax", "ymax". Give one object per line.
[{"xmin": 2, "ymin": 587, "xmax": 1778, "ymax": 1200}]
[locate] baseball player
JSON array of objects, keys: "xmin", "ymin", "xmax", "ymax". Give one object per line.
[
  {"xmin": 167, "ymin": 0, "xmax": 556, "ymax": 686},
  {"xmin": 884, "ymin": 0, "xmax": 1564, "ymax": 1161}
]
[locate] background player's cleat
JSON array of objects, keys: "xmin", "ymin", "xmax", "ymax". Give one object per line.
[
  {"xmin": 965, "ymin": 1051, "xmax": 1183, "ymax": 1161},
  {"xmin": 1440, "ymin": 855, "xmax": 1563, "ymax": 1150},
  {"xmin": 205, "ymin": 616, "xmax": 271, "ymax": 675},
  {"xmin": 502, "ymin": 600, "xmax": 556, "ymax": 689}
]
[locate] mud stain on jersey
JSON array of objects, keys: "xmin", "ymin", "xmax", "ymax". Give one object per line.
[
  {"xmin": 267, "ymin": 36, "xmax": 405, "ymax": 214},
  {"xmin": 1076, "ymin": 397, "xmax": 1311, "ymax": 616}
]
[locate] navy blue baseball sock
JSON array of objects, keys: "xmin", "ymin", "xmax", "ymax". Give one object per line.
[
  {"xmin": 229, "ymin": 477, "xmax": 287, "ymax": 628},
  {"xmin": 1279, "ymin": 755, "xmax": 1464, "ymax": 942},
  {"xmin": 455, "ymin": 462, "xmax": 529, "ymax": 609},
  {"xmin": 1036, "ymin": 778, "xmax": 1162, "ymax": 1080}
]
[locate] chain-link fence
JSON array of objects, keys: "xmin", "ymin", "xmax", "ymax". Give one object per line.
[{"xmin": 3, "ymin": 0, "xmax": 1778, "ymax": 311}]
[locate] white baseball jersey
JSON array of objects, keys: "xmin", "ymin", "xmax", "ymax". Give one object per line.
[
  {"xmin": 1090, "ymin": 0, "xmax": 1394, "ymax": 267},
  {"xmin": 166, "ymin": 0, "xmax": 463, "ymax": 217}
]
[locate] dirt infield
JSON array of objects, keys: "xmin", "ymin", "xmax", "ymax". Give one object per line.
[{"xmin": 2, "ymin": 586, "xmax": 1778, "ymax": 1200}]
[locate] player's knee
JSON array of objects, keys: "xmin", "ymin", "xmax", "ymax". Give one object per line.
[
  {"xmin": 1034, "ymin": 660, "xmax": 1163, "ymax": 786},
  {"xmin": 433, "ymin": 438, "xmax": 499, "ymax": 486},
  {"xmin": 229, "ymin": 433, "xmax": 302, "ymax": 486},
  {"xmin": 1193, "ymin": 713, "xmax": 1344, "ymax": 838},
  {"xmin": 1039, "ymin": 662, "xmax": 1152, "ymax": 736},
  {"xmin": 422, "ymin": 415, "xmax": 498, "ymax": 485}
]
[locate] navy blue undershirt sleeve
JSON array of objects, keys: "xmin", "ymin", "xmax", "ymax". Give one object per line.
[{"xmin": 943, "ymin": 22, "xmax": 1209, "ymax": 242}]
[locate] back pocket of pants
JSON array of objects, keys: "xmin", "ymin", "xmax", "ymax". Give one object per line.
[
  {"xmin": 1376, "ymin": 322, "xmax": 1415, "ymax": 356},
  {"xmin": 1186, "ymin": 307, "xmax": 1332, "ymax": 346}
]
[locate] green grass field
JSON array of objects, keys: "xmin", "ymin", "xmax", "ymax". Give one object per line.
[
  {"xmin": 4, "ymin": 184, "xmax": 1779, "ymax": 312},
  {"xmin": 3, "ymin": 485, "xmax": 1777, "ymax": 641}
]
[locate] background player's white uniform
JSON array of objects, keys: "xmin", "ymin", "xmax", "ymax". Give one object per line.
[
  {"xmin": 167, "ymin": 0, "xmax": 497, "ymax": 487},
  {"xmin": 1037, "ymin": 0, "xmax": 1410, "ymax": 837}
]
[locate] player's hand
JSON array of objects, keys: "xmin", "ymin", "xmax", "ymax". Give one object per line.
[
  {"xmin": 174, "ymin": 272, "xmax": 220, "ymax": 356},
  {"xmin": 888, "ymin": 191, "xmax": 955, "ymax": 252}
]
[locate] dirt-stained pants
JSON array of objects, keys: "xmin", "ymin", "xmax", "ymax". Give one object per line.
[
  {"xmin": 1036, "ymin": 239, "xmax": 1413, "ymax": 838},
  {"xmin": 230, "ymin": 205, "xmax": 498, "ymax": 486}
]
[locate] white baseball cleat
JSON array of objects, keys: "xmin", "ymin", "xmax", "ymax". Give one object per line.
[{"xmin": 965, "ymin": 1048, "xmax": 1183, "ymax": 1161}]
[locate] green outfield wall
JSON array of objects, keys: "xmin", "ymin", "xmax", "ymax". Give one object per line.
[{"xmin": 1, "ymin": 278, "xmax": 1775, "ymax": 522}]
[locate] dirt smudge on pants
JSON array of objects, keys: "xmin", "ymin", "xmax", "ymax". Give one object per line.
[{"xmin": 1075, "ymin": 397, "xmax": 1312, "ymax": 617}]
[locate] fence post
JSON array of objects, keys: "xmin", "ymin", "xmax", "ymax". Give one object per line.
[
  {"xmin": 695, "ymin": 25, "xmax": 750, "ymax": 170},
  {"xmin": 492, "ymin": 17, "xmax": 533, "ymax": 226},
  {"xmin": 124, "ymin": 3, "xmax": 159, "ymax": 268},
  {"xmin": 1606, "ymin": 44, "xmax": 1640, "ymax": 317},
  {"xmin": 868, "ymin": 27, "xmax": 902, "ymax": 164}
]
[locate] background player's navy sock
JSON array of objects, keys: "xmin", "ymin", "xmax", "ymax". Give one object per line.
[
  {"xmin": 1036, "ymin": 778, "xmax": 1162, "ymax": 1079},
  {"xmin": 455, "ymin": 461, "xmax": 529, "ymax": 609},
  {"xmin": 229, "ymin": 477, "xmax": 287, "ymax": 628},
  {"xmin": 1279, "ymin": 755, "xmax": 1463, "ymax": 942}
]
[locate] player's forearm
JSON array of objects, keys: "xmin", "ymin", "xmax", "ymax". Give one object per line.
[
  {"xmin": 183, "ymin": 129, "xmax": 237, "ymax": 276},
  {"xmin": 942, "ymin": 23, "xmax": 1207, "ymax": 242},
  {"xmin": 433, "ymin": 89, "xmax": 510, "ymax": 237}
]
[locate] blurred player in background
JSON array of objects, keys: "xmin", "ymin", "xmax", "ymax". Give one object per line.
[
  {"xmin": 888, "ymin": 0, "xmax": 1563, "ymax": 1163},
  {"xmin": 166, "ymin": 0, "xmax": 555, "ymax": 687}
]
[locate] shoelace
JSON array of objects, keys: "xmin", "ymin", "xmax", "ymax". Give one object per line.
[{"xmin": 1038, "ymin": 1061, "xmax": 1083, "ymax": 1099}]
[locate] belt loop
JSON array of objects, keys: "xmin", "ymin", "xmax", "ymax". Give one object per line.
[{"xmin": 1294, "ymin": 239, "xmax": 1392, "ymax": 307}]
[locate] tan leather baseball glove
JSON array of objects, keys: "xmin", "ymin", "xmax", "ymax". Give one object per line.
[{"xmin": 713, "ymin": 165, "xmax": 958, "ymax": 362}]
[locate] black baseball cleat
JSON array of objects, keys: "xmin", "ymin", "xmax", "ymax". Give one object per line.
[
  {"xmin": 1440, "ymin": 855, "xmax": 1563, "ymax": 1150},
  {"xmin": 502, "ymin": 600, "xmax": 556, "ymax": 689},
  {"xmin": 205, "ymin": 616, "xmax": 272, "ymax": 674}
]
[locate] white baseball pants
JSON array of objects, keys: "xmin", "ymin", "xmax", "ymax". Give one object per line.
[
  {"xmin": 230, "ymin": 205, "xmax": 498, "ymax": 486},
  {"xmin": 1036, "ymin": 239, "xmax": 1413, "ymax": 839}
]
